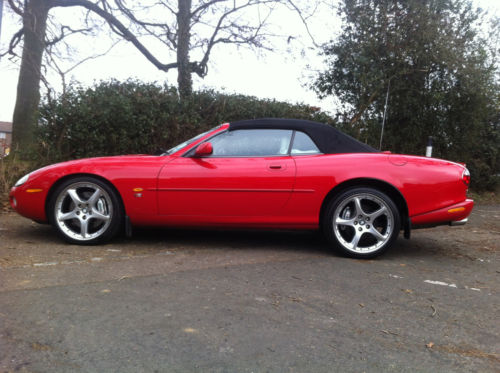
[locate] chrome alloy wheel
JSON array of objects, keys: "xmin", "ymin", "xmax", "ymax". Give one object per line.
[
  {"xmin": 54, "ymin": 182, "xmax": 113, "ymax": 241},
  {"xmin": 333, "ymin": 193, "xmax": 394, "ymax": 254}
]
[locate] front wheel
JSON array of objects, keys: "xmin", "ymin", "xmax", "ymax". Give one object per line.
[
  {"xmin": 48, "ymin": 177, "xmax": 123, "ymax": 245},
  {"xmin": 323, "ymin": 187, "xmax": 400, "ymax": 258}
]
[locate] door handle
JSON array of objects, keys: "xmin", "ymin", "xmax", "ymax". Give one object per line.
[{"xmin": 268, "ymin": 164, "xmax": 282, "ymax": 170}]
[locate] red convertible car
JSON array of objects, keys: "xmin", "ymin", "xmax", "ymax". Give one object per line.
[{"xmin": 10, "ymin": 119, "xmax": 473, "ymax": 258}]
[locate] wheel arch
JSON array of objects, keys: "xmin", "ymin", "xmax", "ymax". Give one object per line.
[
  {"xmin": 319, "ymin": 178, "xmax": 409, "ymax": 232},
  {"xmin": 45, "ymin": 173, "xmax": 126, "ymax": 223}
]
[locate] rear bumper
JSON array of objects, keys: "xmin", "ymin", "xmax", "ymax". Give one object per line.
[
  {"xmin": 450, "ymin": 218, "xmax": 468, "ymax": 226},
  {"xmin": 411, "ymin": 199, "xmax": 474, "ymax": 227}
]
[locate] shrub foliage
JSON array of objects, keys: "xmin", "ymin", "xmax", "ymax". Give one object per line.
[
  {"xmin": 313, "ymin": 0, "xmax": 499, "ymax": 190},
  {"xmin": 37, "ymin": 80, "xmax": 335, "ymax": 160},
  {"xmin": 34, "ymin": 78, "xmax": 497, "ymax": 191}
]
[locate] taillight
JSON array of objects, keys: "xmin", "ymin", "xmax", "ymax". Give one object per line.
[{"xmin": 462, "ymin": 168, "xmax": 470, "ymax": 186}]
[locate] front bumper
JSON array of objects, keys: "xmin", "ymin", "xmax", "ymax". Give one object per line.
[
  {"xmin": 411, "ymin": 199, "xmax": 474, "ymax": 227},
  {"xmin": 9, "ymin": 186, "xmax": 48, "ymax": 223}
]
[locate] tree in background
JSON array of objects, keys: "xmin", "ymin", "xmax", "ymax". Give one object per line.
[
  {"xmin": 314, "ymin": 0, "xmax": 499, "ymax": 189},
  {"xmin": 113, "ymin": 0, "xmax": 310, "ymax": 98},
  {"xmin": 3, "ymin": 0, "xmax": 315, "ymax": 152}
]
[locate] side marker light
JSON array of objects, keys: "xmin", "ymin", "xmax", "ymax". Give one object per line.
[
  {"xmin": 26, "ymin": 189, "xmax": 43, "ymax": 193},
  {"xmin": 448, "ymin": 207, "xmax": 465, "ymax": 213}
]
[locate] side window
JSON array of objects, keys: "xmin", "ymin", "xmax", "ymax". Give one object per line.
[
  {"xmin": 291, "ymin": 131, "xmax": 321, "ymax": 155},
  {"xmin": 210, "ymin": 129, "xmax": 293, "ymax": 156}
]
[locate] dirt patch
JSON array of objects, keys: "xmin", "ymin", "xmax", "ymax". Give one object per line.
[
  {"xmin": 1, "ymin": 204, "xmax": 499, "ymax": 269},
  {"xmin": 433, "ymin": 344, "xmax": 500, "ymax": 363}
]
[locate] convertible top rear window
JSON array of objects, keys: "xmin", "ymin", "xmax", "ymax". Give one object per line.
[{"xmin": 291, "ymin": 131, "xmax": 321, "ymax": 155}]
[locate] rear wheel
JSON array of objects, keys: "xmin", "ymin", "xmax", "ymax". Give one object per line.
[
  {"xmin": 323, "ymin": 187, "xmax": 400, "ymax": 258},
  {"xmin": 48, "ymin": 177, "xmax": 123, "ymax": 244}
]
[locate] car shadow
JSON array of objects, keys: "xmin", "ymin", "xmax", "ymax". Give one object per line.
[
  {"xmin": 121, "ymin": 227, "xmax": 462, "ymax": 260},
  {"xmin": 121, "ymin": 227, "xmax": 332, "ymax": 256},
  {"xmin": 385, "ymin": 233, "xmax": 481, "ymax": 261},
  {"xmin": 6, "ymin": 216, "xmax": 475, "ymax": 261}
]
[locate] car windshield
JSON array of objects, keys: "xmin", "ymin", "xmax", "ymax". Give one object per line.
[{"xmin": 162, "ymin": 126, "xmax": 220, "ymax": 155}]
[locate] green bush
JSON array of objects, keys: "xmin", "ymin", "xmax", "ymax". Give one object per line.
[
  {"xmin": 34, "ymin": 79, "xmax": 496, "ymax": 191},
  {"xmin": 37, "ymin": 80, "xmax": 335, "ymax": 161}
]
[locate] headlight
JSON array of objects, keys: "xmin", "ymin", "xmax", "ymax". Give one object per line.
[{"xmin": 14, "ymin": 173, "xmax": 30, "ymax": 187}]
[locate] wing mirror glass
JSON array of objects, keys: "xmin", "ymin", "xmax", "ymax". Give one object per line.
[{"xmin": 194, "ymin": 142, "xmax": 213, "ymax": 157}]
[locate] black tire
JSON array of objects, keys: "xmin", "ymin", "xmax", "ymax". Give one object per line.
[
  {"xmin": 48, "ymin": 176, "xmax": 123, "ymax": 245},
  {"xmin": 323, "ymin": 187, "xmax": 400, "ymax": 259}
]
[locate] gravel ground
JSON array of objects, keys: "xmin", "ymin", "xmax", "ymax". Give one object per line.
[{"xmin": 0, "ymin": 205, "xmax": 498, "ymax": 372}]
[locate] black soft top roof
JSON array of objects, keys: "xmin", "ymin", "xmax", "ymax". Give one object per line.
[{"xmin": 229, "ymin": 118, "xmax": 378, "ymax": 154}]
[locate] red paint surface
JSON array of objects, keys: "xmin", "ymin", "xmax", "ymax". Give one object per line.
[{"xmin": 10, "ymin": 125, "xmax": 473, "ymax": 230}]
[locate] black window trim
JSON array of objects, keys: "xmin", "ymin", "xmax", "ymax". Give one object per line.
[{"xmin": 287, "ymin": 130, "xmax": 296, "ymax": 155}]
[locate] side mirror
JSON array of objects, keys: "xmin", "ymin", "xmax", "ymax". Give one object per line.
[{"xmin": 194, "ymin": 142, "xmax": 213, "ymax": 157}]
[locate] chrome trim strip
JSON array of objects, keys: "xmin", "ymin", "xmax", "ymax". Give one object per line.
[
  {"xmin": 156, "ymin": 188, "xmax": 293, "ymax": 193},
  {"xmin": 151, "ymin": 188, "xmax": 315, "ymax": 193}
]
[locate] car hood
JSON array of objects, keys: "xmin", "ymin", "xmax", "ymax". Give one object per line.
[{"xmin": 30, "ymin": 155, "xmax": 167, "ymax": 177}]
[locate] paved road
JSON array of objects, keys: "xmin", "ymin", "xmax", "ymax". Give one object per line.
[{"xmin": 0, "ymin": 206, "xmax": 499, "ymax": 372}]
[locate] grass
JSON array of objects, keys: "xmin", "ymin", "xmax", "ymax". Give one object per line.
[
  {"xmin": 0, "ymin": 155, "xmax": 34, "ymax": 212},
  {"xmin": 467, "ymin": 189, "xmax": 500, "ymax": 204}
]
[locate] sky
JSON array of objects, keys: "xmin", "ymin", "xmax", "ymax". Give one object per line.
[{"xmin": 0, "ymin": 0, "xmax": 498, "ymax": 122}]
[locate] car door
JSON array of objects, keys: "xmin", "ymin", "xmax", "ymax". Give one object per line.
[{"xmin": 157, "ymin": 129, "xmax": 296, "ymax": 219}]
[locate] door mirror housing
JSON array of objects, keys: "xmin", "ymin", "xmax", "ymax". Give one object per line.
[{"xmin": 194, "ymin": 142, "xmax": 213, "ymax": 157}]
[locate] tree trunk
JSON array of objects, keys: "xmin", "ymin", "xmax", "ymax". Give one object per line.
[
  {"xmin": 0, "ymin": 0, "xmax": 4, "ymax": 41},
  {"xmin": 177, "ymin": 0, "xmax": 192, "ymax": 99},
  {"xmin": 11, "ymin": 0, "xmax": 50, "ymax": 152}
]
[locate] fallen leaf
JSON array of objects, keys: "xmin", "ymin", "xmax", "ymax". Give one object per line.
[
  {"xmin": 32, "ymin": 342, "xmax": 52, "ymax": 351},
  {"xmin": 426, "ymin": 342, "xmax": 434, "ymax": 349},
  {"xmin": 430, "ymin": 305, "xmax": 437, "ymax": 317},
  {"xmin": 381, "ymin": 329, "xmax": 399, "ymax": 336}
]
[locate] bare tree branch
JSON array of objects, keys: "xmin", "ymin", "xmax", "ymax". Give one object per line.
[
  {"xmin": 114, "ymin": 0, "xmax": 178, "ymax": 48},
  {"xmin": 6, "ymin": 0, "xmax": 24, "ymax": 16},
  {"xmin": 45, "ymin": 39, "xmax": 121, "ymax": 93},
  {"xmin": 45, "ymin": 25, "xmax": 92, "ymax": 46},
  {"xmin": 284, "ymin": 0, "xmax": 319, "ymax": 47},
  {"xmin": 195, "ymin": 0, "xmax": 277, "ymax": 77},
  {"xmin": 64, "ymin": 39, "xmax": 120, "ymax": 74},
  {"xmin": 0, "ymin": 27, "xmax": 24, "ymax": 58},
  {"xmin": 159, "ymin": 0, "xmax": 177, "ymax": 17},
  {"xmin": 51, "ymin": 0, "xmax": 179, "ymax": 72},
  {"xmin": 191, "ymin": 0, "xmax": 225, "ymax": 18}
]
